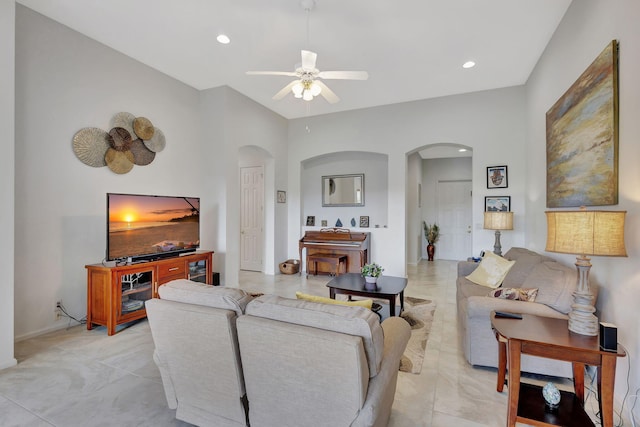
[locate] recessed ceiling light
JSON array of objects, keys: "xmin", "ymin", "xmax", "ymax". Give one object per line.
[
  {"xmin": 463, "ymin": 61, "xmax": 476, "ymax": 69},
  {"xmin": 217, "ymin": 34, "xmax": 230, "ymax": 44},
  {"xmin": 458, "ymin": 148, "xmax": 467, "ymax": 152}
]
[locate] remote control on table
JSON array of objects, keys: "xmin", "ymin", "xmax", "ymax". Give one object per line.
[{"xmin": 494, "ymin": 311, "xmax": 523, "ymax": 319}]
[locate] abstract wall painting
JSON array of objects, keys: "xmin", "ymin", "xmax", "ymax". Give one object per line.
[{"xmin": 546, "ymin": 40, "xmax": 619, "ymax": 208}]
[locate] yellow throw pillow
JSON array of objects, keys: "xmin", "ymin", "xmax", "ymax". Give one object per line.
[
  {"xmin": 295, "ymin": 292, "xmax": 373, "ymax": 310},
  {"xmin": 465, "ymin": 251, "xmax": 515, "ymax": 288}
]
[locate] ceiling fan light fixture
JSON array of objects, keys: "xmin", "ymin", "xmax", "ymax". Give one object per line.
[
  {"xmin": 302, "ymin": 90, "xmax": 314, "ymax": 101},
  {"xmin": 292, "ymin": 82, "xmax": 304, "ymax": 97},
  {"xmin": 310, "ymin": 82, "xmax": 322, "ymax": 96}
]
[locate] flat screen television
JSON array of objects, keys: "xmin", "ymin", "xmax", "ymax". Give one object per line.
[{"xmin": 106, "ymin": 193, "xmax": 200, "ymax": 262}]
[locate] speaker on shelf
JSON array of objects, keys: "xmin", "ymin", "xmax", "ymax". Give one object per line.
[
  {"xmin": 212, "ymin": 272, "xmax": 220, "ymax": 286},
  {"xmin": 599, "ymin": 322, "xmax": 617, "ymax": 352}
]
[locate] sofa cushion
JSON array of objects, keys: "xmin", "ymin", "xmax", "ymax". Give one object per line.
[
  {"xmin": 295, "ymin": 292, "xmax": 373, "ymax": 309},
  {"xmin": 158, "ymin": 279, "xmax": 253, "ymax": 316},
  {"xmin": 488, "ymin": 287, "xmax": 538, "ymax": 302},
  {"xmin": 502, "ymin": 247, "xmax": 552, "ymax": 287},
  {"xmin": 522, "ymin": 261, "xmax": 576, "ymax": 314},
  {"xmin": 465, "ymin": 251, "xmax": 515, "ymax": 288},
  {"xmin": 245, "ymin": 295, "xmax": 384, "ymax": 377}
]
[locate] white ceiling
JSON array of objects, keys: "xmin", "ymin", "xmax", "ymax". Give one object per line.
[{"xmin": 17, "ymin": 0, "xmax": 571, "ymax": 120}]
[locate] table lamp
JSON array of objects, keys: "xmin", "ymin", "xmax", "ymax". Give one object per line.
[
  {"xmin": 545, "ymin": 208, "xmax": 627, "ymax": 336},
  {"xmin": 484, "ymin": 211, "xmax": 513, "ymax": 256}
]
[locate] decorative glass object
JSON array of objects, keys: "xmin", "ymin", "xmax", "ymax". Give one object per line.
[{"xmin": 542, "ymin": 382, "xmax": 561, "ymax": 408}]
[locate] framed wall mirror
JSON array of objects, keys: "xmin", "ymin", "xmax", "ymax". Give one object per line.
[{"xmin": 322, "ymin": 174, "xmax": 365, "ymax": 207}]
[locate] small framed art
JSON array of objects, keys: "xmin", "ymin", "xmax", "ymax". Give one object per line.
[
  {"xmin": 306, "ymin": 216, "xmax": 315, "ymax": 226},
  {"xmin": 485, "ymin": 196, "xmax": 510, "ymax": 212},
  {"xmin": 277, "ymin": 190, "xmax": 286, "ymax": 203},
  {"xmin": 487, "ymin": 165, "xmax": 508, "ymax": 189},
  {"xmin": 359, "ymin": 216, "xmax": 370, "ymax": 228}
]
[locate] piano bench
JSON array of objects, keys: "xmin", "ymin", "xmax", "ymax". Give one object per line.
[{"xmin": 306, "ymin": 253, "xmax": 348, "ymax": 277}]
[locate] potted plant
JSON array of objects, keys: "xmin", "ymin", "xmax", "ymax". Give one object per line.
[
  {"xmin": 423, "ymin": 222, "xmax": 440, "ymax": 261},
  {"xmin": 361, "ymin": 262, "xmax": 384, "ymax": 288}
]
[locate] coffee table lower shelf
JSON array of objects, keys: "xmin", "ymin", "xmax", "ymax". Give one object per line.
[{"xmin": 517, "ymin": 383, "xmax": 594, "ymax": 427}]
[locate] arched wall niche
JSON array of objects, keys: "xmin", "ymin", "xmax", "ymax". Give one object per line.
[{"xmin": 301, "ymin": 151, "xmax": 389, "ymax": 229}]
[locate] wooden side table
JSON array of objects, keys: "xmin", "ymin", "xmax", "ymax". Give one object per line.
[{"xmin": 491, "ymin": 312, "xmax": 626, "ymax": 427}]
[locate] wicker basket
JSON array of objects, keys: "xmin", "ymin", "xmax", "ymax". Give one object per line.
[{"xmin": 279, "ymin": 259, "xmax": 300, "ymax": 274}]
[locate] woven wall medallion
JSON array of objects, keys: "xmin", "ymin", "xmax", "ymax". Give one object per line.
[
  {"xmin": 105, "ymin": 148, "xmax": 135, "ymax": 174},
  {"xmin": 74, "ymin": 112, "xmax": 166, "ymax": 174},
  {"xmin": 72, "ymin": 127, "xmax": 110, "ymax": 167},
  {"xmin": 107, "ymin": 127, "xmax": 133, "ymax": 151},
  {"xmin": 111, "ymin": 112, "xmax": 136, "ymax": 137},
  {"xmin": 130, "ymin": 139, "xmax": 156, "ymax": 166},
  {"xmin": 144, "ymin": 127, "xmax": 166, "ymax": 152},
  {"xmin": 133, "ymin": 117, "xmax": 155, "ymax": 140}
]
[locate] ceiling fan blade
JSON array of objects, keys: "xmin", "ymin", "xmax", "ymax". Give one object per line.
[
  {"xmin": 246, "ymin": 71, "xmax": 298, "ymax": 77},
  {"xmin": 314, "ymin": 80, "xmax": 340, "ymax": 104},
  {"xmin": 301, "ymin": 50, "xmax": 317, "ymax": 71},
  {"xmin": 272, "ymin": 80, "xmax": 299, "ymax": 100},
  {"xmin": 317, "ymin": 70, "xmax": 369, "ymax": 80}
]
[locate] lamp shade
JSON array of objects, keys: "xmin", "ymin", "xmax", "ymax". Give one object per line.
[
  {"xmin": 483, "ymin": 211, "xmax": 513, "ymax": 231},
  {"xmin": 545, "ymin": 210, "xmax": 627, "ymax": 257}
]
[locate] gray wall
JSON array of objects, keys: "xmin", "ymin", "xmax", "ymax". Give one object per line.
[
  {"xmin": 13, "ymin": 6, "xmax": 288, "ymax": 339},
  {"xmin": 287, "ymin": 86, "xmax": 527, "ymax": 277},
  {"xmin": 0, "ymin": 0, "xmax": 16, "ymax": 369},
  {"xmin": 525, "ymin": 0, "xmax": 640, "ymax": 413}
]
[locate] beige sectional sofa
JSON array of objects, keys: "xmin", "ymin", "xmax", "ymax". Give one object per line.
[
  {"xmin": 457, "ymin": 247, "xmax": 582, "ymax": 378},
  {"xmin": 146, "ymin": 279, "xmax": 411, "ymax": 427}
]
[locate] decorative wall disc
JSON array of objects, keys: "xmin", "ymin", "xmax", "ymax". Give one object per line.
[
  {"xmin": 144, "ymin": 127, "xmax": 166, "ymax": 152},
  {"xmin": 73, "ymin": 112, "xmax": 166, "ymax": 174},
  {"xmin": 133, "ymin": 117, "xmax": 155, "ymax": 140},
  {"xmin": 105, "ymin": 148, "xmax": 135, "ymax": 174},
  {"xmin": 72, "ymin": 127, "xmax": 110, "ymax": 167},
  {"xmin": 130, "ymin": 139, "xmax": 156, "ymax": 165},
  {"xmin": 107, "ymin": 127, "xmax": 133, "ymax": 151},
  {"xmin": 111, "ymin": 112, "xmax": 136, "ymax": 137}
]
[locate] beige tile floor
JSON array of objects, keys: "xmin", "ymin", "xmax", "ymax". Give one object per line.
[{"xmin": 0, "ymin": 260, "xmax": 605, "ymax": 426}]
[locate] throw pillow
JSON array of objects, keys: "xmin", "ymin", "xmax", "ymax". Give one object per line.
[
  {"xmin": 295, "ymin": 292, "xmax": 373, "ymax": 310},
  {"xmin": 465, "ymin": 250, "xmax": 516, "ymax": 288},
  {"xmin": 488, "ymin": 287, "xmax": 538, "ymax": 302}
]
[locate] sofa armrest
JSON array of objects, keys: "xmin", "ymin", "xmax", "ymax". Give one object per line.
[
  {"xmin": 352, "ymin": 317, "xmax": 411, "ymax": 427},
  {"xmin": 458, "ymin": 261, "xmax": 479, "ymax": 277},
  {"xmin": 466, "ymin": 296, "xmax": 568, "ymax": 320}
]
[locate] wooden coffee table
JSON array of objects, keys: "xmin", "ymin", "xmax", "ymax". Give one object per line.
[
  {"xmin": 491, "ymin": 312, "xmax": 626, "ymax": 427},
  {"xmin": 326, "ymin": 273, "xmax": 407, "ymax": 316}
]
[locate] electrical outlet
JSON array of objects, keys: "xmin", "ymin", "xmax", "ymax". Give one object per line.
[{"xmin": 55, "ymin": 300, "xmax": 62, "ymax": 320}]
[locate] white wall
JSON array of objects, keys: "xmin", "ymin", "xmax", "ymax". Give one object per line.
[
  {"xmin": 525, "ymin": 0, "xmax": 640, "ymax": 417},
  {"xmin": 13, "ymin": 6, "xmax": 287, "ymax": 341},
  {"xmin": 0, "ymin": 0, "xmax": 17, "ymax": 370},
  {"xmin": 14, "ymin": 6, "xmax": 205, "ymax": 339},
  {"xmin": 301, "ymin": 151, "xmax": 388, "ymax": 228},
  {"xmin": 287, "ymin": 87, "xmax": 527, "ymax": 277},
  {"xmin": 406, "ymin": 152, "xmax": 422, "ymax": 264}
]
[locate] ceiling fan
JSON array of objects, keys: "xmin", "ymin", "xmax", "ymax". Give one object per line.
[
  {"xmin": 246, "ymin": 0, "xmax": 368, "ymax": 103},
  {"xmin": 247, "ymin": 50, "xmax": 368, "ymax": 104}
]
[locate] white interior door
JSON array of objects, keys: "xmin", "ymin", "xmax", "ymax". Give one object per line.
[
  {"xmin": 240, "ymin": 166, "xmax": 264, "ymax": 271},
  {"xmin": 436, "ymin": 180, "xmax": 472, "ymax": 260}
]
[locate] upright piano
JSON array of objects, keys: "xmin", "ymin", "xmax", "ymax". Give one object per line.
[{"xmin": 299, "ymin": 228, "xmax": 370, "ymax": 275}]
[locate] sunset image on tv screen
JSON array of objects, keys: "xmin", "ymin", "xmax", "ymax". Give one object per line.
[{"xmin": 107, "ymin": 194, "xmax": 200, "ymax": 260}]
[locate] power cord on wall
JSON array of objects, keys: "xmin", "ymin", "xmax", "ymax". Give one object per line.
[
  {"xmin": 57, "ymin": 301, "xmax": 86, "ymax": 327},
  {"xmin": 582, "ymin": 343, "xmax": 634, "ymax": 427}
]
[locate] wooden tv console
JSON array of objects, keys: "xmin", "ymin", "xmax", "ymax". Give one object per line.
[{"xmin": 86, "ymin": 250, "xmax": 214, "ymax": 335}]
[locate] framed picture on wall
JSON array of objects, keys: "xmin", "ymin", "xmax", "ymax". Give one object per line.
[
  {"xmin": 487, "ymin": 165, "xmax": 508, "ymax": 189},
  {"xmin": 359, "ymin": 216, "xmax": 370, "ymax": 228},
  {"xmin": 485, "ymin": 196, "xmax": 510, "ymax": 212},
  {"xmin": 277, "ymin": 190, "xmax": 286, "ymax": 203},
  {"xmin": 306, "ymin": 216, "xmax": 315, "ymax": 226},
  {"xmin": 321, "ymin": 220, "xmax": 328, "ymax": 227}
]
